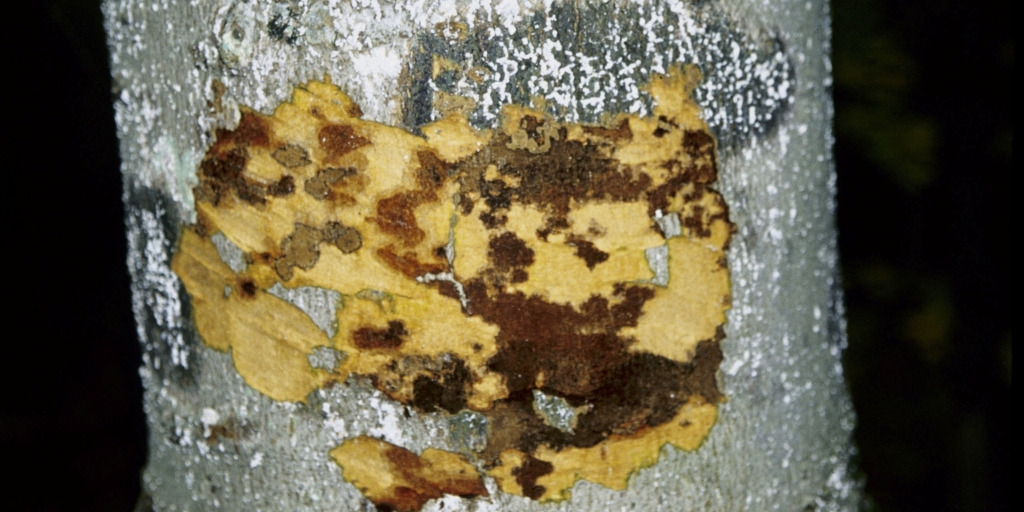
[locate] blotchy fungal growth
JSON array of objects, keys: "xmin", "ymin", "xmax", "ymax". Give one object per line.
[
  {"xmin": 271, "ymin": 143, "xmax": 311, "ymax": 168},
  {"xmin": 172, "ymin": 65, "xmax": 733, "ymax": 507},
  {"xmin": 352, "ymin": 320, "xmax": 408, "ymax": 349},
  {"xmin": 330, "ymin": 436, "xmax": 489, "ymax": 512}
]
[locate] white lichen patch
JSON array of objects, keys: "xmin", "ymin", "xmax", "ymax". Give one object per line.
[
  {"xmin": 531, "ymin": 390, "xmax": 589, "ymax": 434},
  {"xmin": 126, "ymin": 203, "xmax": 191, "ymax": 371}
]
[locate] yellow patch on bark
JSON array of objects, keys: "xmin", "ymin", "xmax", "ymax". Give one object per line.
[
  {"xmin": 330, "ymin": 436, "xmax": 488, "ymax": 512},
  {"xmin": 172, "ymin": 230, "xmax": 331, "ymax": 401},
  {"xmin": 489, "ymin": 399, "xmax": 718, "ymax": 501},
  {"xmin": 172, "ymin": 65, "xmax": 732, "ymax": 507}
]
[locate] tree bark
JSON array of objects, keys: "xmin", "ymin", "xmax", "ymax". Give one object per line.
[{"xmin": 107, "ymin": 1, "xmax": 860, "ymax": 510}]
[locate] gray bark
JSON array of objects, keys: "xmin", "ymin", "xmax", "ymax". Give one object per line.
[{"xmin": 107, "ymin": 0, "xmax": 860, "ymax": 510}]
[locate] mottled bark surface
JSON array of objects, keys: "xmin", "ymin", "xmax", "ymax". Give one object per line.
[{"xmin": 108, "ymin": 1, "xmax": 860, "ymax": 510}]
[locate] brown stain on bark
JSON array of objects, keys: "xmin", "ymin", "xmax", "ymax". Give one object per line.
[
  {"xmin": 566, "ymin": 236, "xmax": 610, "ymax": 269},
  {"xmin": 180, "ymin": 69, "xmax": 731, "ymax": 507},
  {"xmin": 331, "ymin": 437, "xmax": 488, "ymax": 512},
  {"xmin": 410, "ymin": 357, "xmax": 472, "ymax": 414},
  {"xmin": 195, "ymin": 147, "xmax": 268, "ymax": 206},
  {"xmin": 217, "ymin": 111, "xmax": 270, "ymax": 148},
  {"xmin": 582, "ymin": 119, "xmax": 633, "ymax": 142},
  {"xmin": 375, "ymin": 246, "xmax": 446, "ymax": 279},
  {"xmin": 318, "ymin": 124, "xmax": 369, "ymax": 160},
  {"xmin": 452, "ymin": 123, "xmax": 653, "ymax": 231},
  {"xmin": 353, "ymin": 320, "xmax": 409, "ymax": 349},
  {"xmin": 513, "ymin": 455, "xmax": 553, "ymax": 500},
  {"xmin": 375, "ymin": 192, "xmax": 432, "ymax": 245},
  {"xmin": 468, "ymin": 283, "xmax": 651, "ymax": 398},
  {"xmin": 266, "ymin": 175, "xmax": 295, "ymax": 197},
  {"xmin": 236, "ymin": 277, "xmax": 258, "ymax": 299},
  {"xmin": 463, "ymin": 279, "xmax": 723, "ymax": 462}
]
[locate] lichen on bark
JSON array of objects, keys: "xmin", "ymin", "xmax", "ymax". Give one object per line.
[{"xmin": 173, "ymin": 66, "xmax": 733, "ymax": 505}]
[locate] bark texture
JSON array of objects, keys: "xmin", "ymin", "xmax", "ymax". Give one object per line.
[{"xmin": 107, "ymin": 1, "xmax": 860, "ymax": 510}]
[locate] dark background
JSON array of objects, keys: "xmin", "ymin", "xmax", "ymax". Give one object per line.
[{"xmin": 5, "ymin": 1, "xmax": 1009, "ymax": 510}]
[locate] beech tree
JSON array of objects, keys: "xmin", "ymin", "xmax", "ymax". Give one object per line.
[{"xmin": 107, "ymin": 1, "xmax": 861, "ymax": 510}]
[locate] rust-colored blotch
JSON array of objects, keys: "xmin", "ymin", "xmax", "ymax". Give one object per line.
[
  {"xmin": 331, "ymin": 436, "xmax": 488, "ymax": 512},
  {"xmin": 173, "ymin": 65, "xmax": 732, "ymax": 507}
]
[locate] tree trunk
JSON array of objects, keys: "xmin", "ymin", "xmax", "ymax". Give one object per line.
[{"xmin": 107, "ymin": 1, "xmax": 860, "ymax": 510}]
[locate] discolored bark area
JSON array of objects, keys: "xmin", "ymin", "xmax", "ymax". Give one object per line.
[{"xmin": 110, "ymin": 1, "xmax": 858, "ymax": 511}]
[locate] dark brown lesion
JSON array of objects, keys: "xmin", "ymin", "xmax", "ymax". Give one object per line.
[
  {"xmin": 676, "ymin": 186, "xmax": 733, "ymax": 241},
  {"xmin": 451, "ymin": 125, "xmax": 652, "ymax": 237},
  {"xmin": 474, "ymin": 340, "xmax": 724, "ymax": 466},
  {"xmin": 518, "ymin": 115, "xmax": 554, "ymax": 148},
  {"xmin": 513, "ymin": 455, "xmax": 554, "ymax": 500},
  {"xmin": 375, "ymin": 191, "xmax": 433, "ymax": 245},
  {"xmin": 458, "ymin": 280, "xmax": 724, "ymax": 461},
  {"xmin": 368, "ymin": 150, "xmax": 456, "ymax": 279},
  {"xmin": 681, "ymin": 129, "xmax": 718, "ymax": 184},
  {"xmin": 194, "ymin": 147, "xmax": 268, "ymax": 206},
  {"xmin": 682, "ymin": 203, "xmax": 711, "ymax": 238},
  {"xmin": 373, "ymin": 150, "xmax": 452, "ymax": 248},
  {"xmin": 366, "ymin": 443, "xmax": 489, "ymax": 512},
  {"xmin": 353, "ymin": 320, "xmax": 409, "ymax": 349},
  {"xmin": 193, "ymin": 113, "xmax": 298, "ymax": 206},
  {"xmin": 652, "ymin": 115, "xmax": 679, "ymax": 138},
  {"xmin": 646, "ymin": 171, "xmax": 687, "ymax": 217},
  {"xmin": 436, "ymin": 280, "xmax": 462, "ymax": 301},
  {"xmin": 372, "ymin": 354, "xmax": 474, "ymax": 415},
  {"xmin": 645, "ymin": 130, "xmax": 723, "ymax": 219},
  {"xmin": 266, "ymin": 175, "xmax": 295, "ymax": 197},
  {"xmin": 582, "ymin": 119, "xmax": 633, "ymax": 142},
  {"xmin": 411, "ymin": 358, "xmax": 471, "ymax": 414},
  {"xmin": 414, "ymin": 150, "xmax": 451, "ymax": 192},
  {"xmin": 467, "ymin": 283, "xmax": 652, "ymax": 398},
  {"xmin": 236, "ymin": 277, "xmax": 258, "ymax": 299},
  {"xmin": 485, "ymin": 232, "xmax": 534, "ymax": 284},
  {"xmin": 566, "ymin": 235, "xmax": 609, "ymax": 269},
  {"xmin": 215, "ymin": 111, "xmax": 270, "ymax": 148},
  {"xmin": 318, "ymin": 124, "xmax": 370, "ymax": 160},
  {"xmin": 375, "ymin": 246, "xmax": 447, "ymax": 280},
  {"xmin": 405, "ymin": 119, "xmax": 732, "ymax": 470}
]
